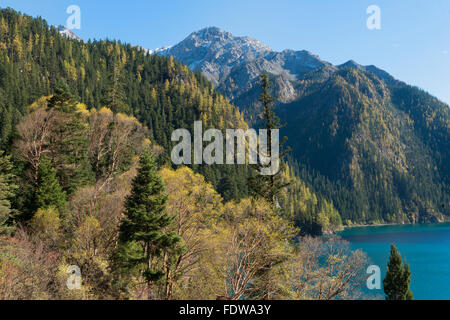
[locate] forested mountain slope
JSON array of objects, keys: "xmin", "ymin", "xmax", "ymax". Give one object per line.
[
  {"xmin": 0, "ymin": 8, "xmax": 345, "ymax": 234},
  {"xmin": 0, "ymin": 8, "xmax": 250, "ymax": 199},
  {"xmin": 3, "ymin": 9, "xmax": 448, "ymax": 230},
  {"xmin": 155, "ymin": 26, "xmax": 450, "ymax": 225},
  {"xmin": 279, "ymin": 67, "xmax": 449, "ymax": 224}
]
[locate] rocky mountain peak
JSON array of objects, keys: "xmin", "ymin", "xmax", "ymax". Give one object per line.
[
  {"xmin": 338, "ymin": 60, "xmax": 363, "ymax": 70},
  {"xmin": 150, "ymin": 27, "xmax": 396, "ymax": 107},
  {"xmin": 57, "ymin": 25, "xmax": 82, "ymax": 42},
  {"xmin": 188, "ymin": 26, "xmax": 234, "ymax": 42}
]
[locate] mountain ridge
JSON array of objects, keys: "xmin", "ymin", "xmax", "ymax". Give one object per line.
[
  {"xmin": 150, "ymin": 27, "xmax": 410, "ymax": 107},
  {"xmin": 151, "ymin": 26, "xmax": 450, "ymax": 225},
  {"xmin": 152, "ymin": 27, "xmax": 334, "ymax": 104},
  {"xmin": 57, "ymin": 25, "xmax": 82, "ymax": 41}
]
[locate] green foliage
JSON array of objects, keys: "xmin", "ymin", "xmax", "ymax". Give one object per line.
[
  {"xmin": 279, "ymin": 162, "xmax": 342, "ymax": 235},
  {"xmin": 280, "ymin": 67, "xmax": 450, "ymax": 225},
  {"xmin": 0, "ymin": 9, "xmax": 373, "ymax": 301},
  {"xmin": 248, "ymin": 74, "xmax": 289, "ymax": 206},
  {"xmin": 0, "ymin": 150, "xmax": 17, "ymax": 235},
  {"xmin": 0, "ymin": 8, "xmax": 249, "ymax": 203},
  {"xmin": 48, "ymin": 81, "xmax": 76, "ymax": 111},
  {"xmin": 0, "ymin": 7, "xmax": 443, "ymax": 301},
  {"xmin": 383, "ymin": 245, "xmax": 414, "ymax": 300},
  {"xmin": 30, "ymin": 206, "xmax": 61, "ymax": 245},
  {"xmin": 101, "ymin": 59, "xmax": 131, "ymax": 114},
  {"xmin": 35, "ymin": 157, "xmax": 66, "ymax": 211},
  {"xmin": 116, "ymin": 150, "xmax": 182, "ymax": 292},
  {"xmin": 217, "ymin": 176, "xmax": 238, "ymax": 202},
  {"xmin": 48, "ymin": 86, "xmax": 94, "ymax": 194}
]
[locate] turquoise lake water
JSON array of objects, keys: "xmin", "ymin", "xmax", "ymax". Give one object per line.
[{"xmin": 338, "ymin": 223, "xmax": 450, "ymax": 300}]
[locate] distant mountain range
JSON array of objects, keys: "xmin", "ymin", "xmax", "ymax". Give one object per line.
[
  {"xmin": 153, "ymin": 27, "xmax": 450, "ymax": 224},
  {"xmin": 154, "ymin": 27, "xmax": 330, "ymax": 106},
  {"xmin": 152, "ymin": 27, "xmax": 399, "ymax": 109}
]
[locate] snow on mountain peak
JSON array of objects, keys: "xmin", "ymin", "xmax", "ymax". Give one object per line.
[
  {"xmin": 58, "ymin": 25, "xmax": 82, "ymax": 41},
  {"xmin": 147, "ymin": 46, "xmax": 172, "ymax": 55}
]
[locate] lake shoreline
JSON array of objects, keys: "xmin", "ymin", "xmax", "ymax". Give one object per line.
[{"xmin": 340, "ymin": 219, "xmax": 450, "ymax": 232}]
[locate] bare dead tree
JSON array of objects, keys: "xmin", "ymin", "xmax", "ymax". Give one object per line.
[
  {"xmin": 14, "ymin": 108, "xmax": 56, "ymax": 183},
  {"xmin": 88, "ymin": 110, "xmax": 145, "ymax": 214},
  {"xmin": 292, "ymin": 236, "xmax": 369, "ymax": 300}
]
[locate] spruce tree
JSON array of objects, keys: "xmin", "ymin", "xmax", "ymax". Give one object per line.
[
  {"xmin": 102, "ymin": 60, "xmax": 131, "ymax": 114},
  {"xmin": 248, "ymin": 74, "xmax": 289, "ymax": 206},
  {"xmin": 48, "ymin": 81, "xmax": 76, "ymax": 111},
  {"xmin": 0, "ymin": 150, "xmax": 18, "ymax": 235},
  {"xmin": 217, "ymin": 176, "xmax": 238, "ymax": 202},
  {"xmin": 35, "ymin": 157, "xmax": 66, "ymax": 211},
  {"xmin": 246, "ymin": 75, "xmax": 291, "ymax": 299},
  {"xmin": 403, "ymin": 263, "xmax": 414, "ymax": 300},
  {"xmin": 48, "ymin": 84, "xmax": 94, "ymax": 194},
  {"xmin": 116, "ymin": 149, "xmax": 181, "ymax": 299},
  {"xmin": 383, "ymin": 244, "xmax": 414, "ymax": 300}
]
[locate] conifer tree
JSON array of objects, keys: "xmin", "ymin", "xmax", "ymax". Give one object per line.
[
  {"xmin": 116, "ymin": 149, "xmax": 181, "ymax": 299},
  {"xmin": 48, "ymin": 81, "xmax": 76, "ymax": 111},
  {"xmin": 48, "ymin": 84, "xmax": 94, "ymax": 194},
  {"xmin": 383, "ymin": 244, "xmax": 414, "ymax": 300},
  {"xmin": 248, "ymin": 74, "xmax": 289, "ymax": 206},
  {"xmin": 245, "ymin": 75, "xmax": 292, "ymax": 299},
  {"xmin": 35, "ymin": 157, "xmax": 66, "ymax": 211},
  {"xmin": 0, "ymin": 150, "xmax": 17, "ymax": 235},
  {"xmin": 217, "ymin": 176, "xmax": 238, "ymax": 202},
  {"xmin": 102, "ymin": 60, "xmax": 131, "ymax": 114}
]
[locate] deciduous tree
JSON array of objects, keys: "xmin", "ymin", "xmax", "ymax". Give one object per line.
[{"xmin": 291, "ymin": 236, "xmax": 369, "ymax": 300}]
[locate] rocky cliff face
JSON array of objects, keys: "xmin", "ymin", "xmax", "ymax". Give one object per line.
[{"xmin": 155, "ymin": 27, "xmax": 331, "ymax": 104}]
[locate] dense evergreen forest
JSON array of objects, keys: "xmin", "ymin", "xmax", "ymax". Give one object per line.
[
  {"xmin": 0, "ymin": 8, "xmax": 251, "ymax": 199},
  {"xmin": 278, "ymin": 66, "xmax": 450, "ymax": 225},
  {"xmin": 155, "ymin": 22, "xmax": 450, "ymax": 228},
  {"xmin": 2, "ymin": 5, "xmax": 445, "ymax": 300},
  {"xmin": 0, "ymin": 8, "xmax": 372, "ymax": 300},
  {"xmin": 0, "ymin": 8, "xmax": 343, "ymax": 235}
]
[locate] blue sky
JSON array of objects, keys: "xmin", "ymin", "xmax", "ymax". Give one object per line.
[{"xmin": 2, "ymin": 0, "xmax": 450, "ymax": 104}]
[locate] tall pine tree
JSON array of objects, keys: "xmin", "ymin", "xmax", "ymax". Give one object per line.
[
  {"xmin": 101, "ymin": 59, "xmax": 131, "ymax": 114},
  {"xmin": 47, "ymin": 81, "xmax": 77, "ymax": 111},
  {"xmin": 116, "ymin": 149, "xmax": 181, "ymax": 299},
  {"xmin": 383, "ymin": 244, "xmax": 414, "ymax": 300},
  {"xmin": 248, "ymin": 74, "xmax": 289, "ymax": 207},
  {"xmin": 35, "ymin": 157, "xmax": 66, "ymax": 211},
  {"xmin": 48, "ymin": 84, "xmax": 94, "ymax": 194},
  {"xmin": 0, "ymin": 150, "xmax": 17, "ymax": 235}
]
